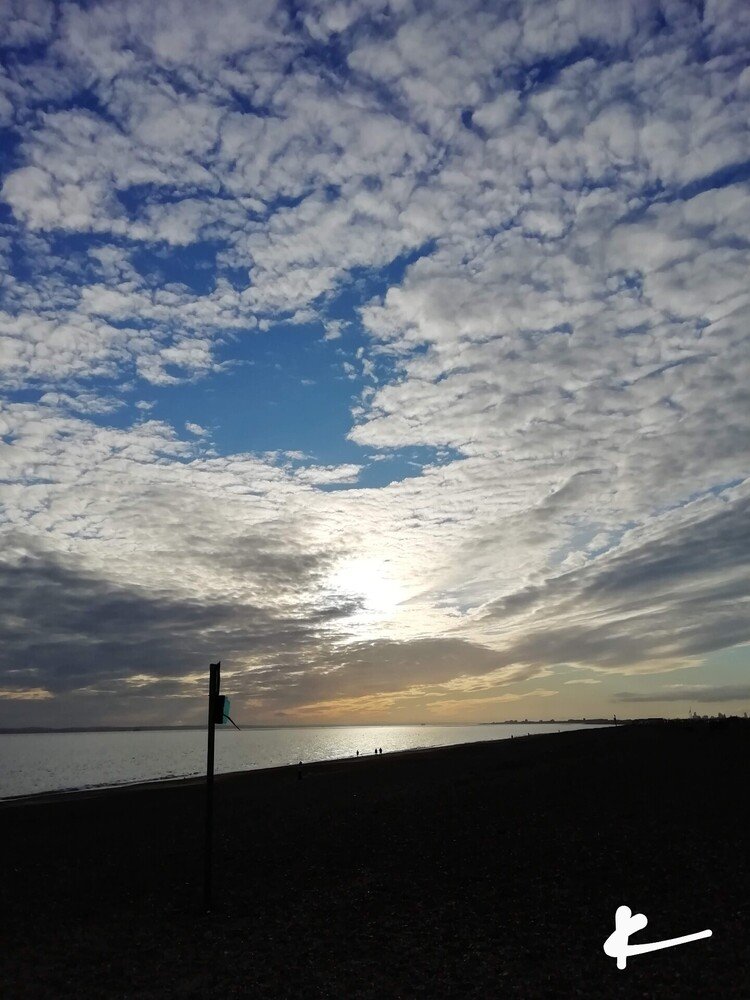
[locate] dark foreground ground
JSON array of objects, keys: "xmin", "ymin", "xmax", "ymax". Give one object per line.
[{"xmin": 1, "ymin": 721, "xmax": 748, "ymax": 999}]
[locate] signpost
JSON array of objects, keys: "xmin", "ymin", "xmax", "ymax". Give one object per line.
[
  {"xmin": 203, "ymin": 661, "xmax": 239, "ymax": 911},
  {"xmin": 204, "ymin": 661, "xmax": 221, "ymax": 911}
]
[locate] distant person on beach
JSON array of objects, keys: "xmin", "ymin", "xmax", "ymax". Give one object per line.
[
  {"xmin": 356, "ymin": 750, "xmax": 359, "ymax": 757},
  {"xmin": 379, "ymin": 748, "xmax": 382, "ymax": 754},
  {"xmin": 297, "ymin": 761, "xmax": 302, "ymax": 780}
]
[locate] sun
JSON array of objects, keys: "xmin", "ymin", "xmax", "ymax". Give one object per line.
[{"xmin": 330, "ymin": 556, "xmax": 406, "ymax": 614}]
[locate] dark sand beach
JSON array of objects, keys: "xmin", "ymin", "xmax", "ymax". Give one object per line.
[{"xmin": 1, "ymin": 721, "xmax": 748, "ymax": 998}]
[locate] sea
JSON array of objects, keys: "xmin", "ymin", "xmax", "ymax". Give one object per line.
[{"xmin": 0, "ymin": 723, "xmax": 605, "ymax": 800}]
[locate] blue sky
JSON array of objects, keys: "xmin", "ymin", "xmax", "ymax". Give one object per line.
[{"xmin": 0, "ymin": 0, "xmax": 749, "ymax": 727}]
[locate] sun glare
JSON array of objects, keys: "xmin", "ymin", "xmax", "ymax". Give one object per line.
[{"xmin": 330, "ymin": 557, "xmax": 406, "ymax": 614}]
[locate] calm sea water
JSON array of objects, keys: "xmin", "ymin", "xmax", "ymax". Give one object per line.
[{"xmin": 0, "ymin": 723, "xmax": 604, "ymax": 799}]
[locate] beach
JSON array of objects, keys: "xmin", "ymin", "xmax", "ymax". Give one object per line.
[{"xmin": 1, "ymin": 721, "xmax": 748, "ymax": 998}]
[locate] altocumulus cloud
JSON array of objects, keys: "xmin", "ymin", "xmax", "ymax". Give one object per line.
[{"xmin": 0, "ymin": 0, "xmax": 749, "ymax": 725}]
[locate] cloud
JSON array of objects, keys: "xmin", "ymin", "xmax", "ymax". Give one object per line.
[
  {"xmin": 0, "ymin": 688, "xmax": 54, "ymax": 701},
  {"xmin": 39, "ymin": 391, "xmax": 125, "ymax": 415},
  {"xmin": 615, "ymin": 686, "xmax": 750, "ymax": 704},
  {"xmin": 294, "ymin": 464, "xmax": 362, "ymax": 485},
  {"xmin": 471, "ymin": 484, "xmax": 750, "ymax": 672},
  {"xmin": 423, "ymin": 688, "xmax": 558, "ymax": 718},
  {"xmin": 0, "ymin": 0, "xmax": 54, "ymax": 49},
  {"xmin": 0, "ymin": 539, "xmax": 352, "ymax": 695}
]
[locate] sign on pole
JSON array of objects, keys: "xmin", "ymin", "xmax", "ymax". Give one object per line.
[{"xmin": 214, "ymin": 695, "xmax": 230, "ymax": 725}]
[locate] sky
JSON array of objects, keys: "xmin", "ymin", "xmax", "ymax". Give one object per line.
[{"xmin": 0, "ymin": 0, "xmax": 749, "ymax": 728}]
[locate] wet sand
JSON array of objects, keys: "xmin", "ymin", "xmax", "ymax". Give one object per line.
[{"xmin": 1, "ymin": 720, "xmax": 748, "ymax": 998}]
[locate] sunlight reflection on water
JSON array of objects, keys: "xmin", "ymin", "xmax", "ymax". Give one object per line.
[{"xmin": 0, "ymin": 723, "xmax": 606, "ymax": 798}]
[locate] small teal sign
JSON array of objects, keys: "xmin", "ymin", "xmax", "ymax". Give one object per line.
[{"xmin": 214, "ymin": 694, "xmax": 231, "ymax": 725}]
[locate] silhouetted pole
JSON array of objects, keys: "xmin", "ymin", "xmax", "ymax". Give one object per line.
[{"xmin": 204, "ymin": 661, "xmax": 220, "ymax": 911}]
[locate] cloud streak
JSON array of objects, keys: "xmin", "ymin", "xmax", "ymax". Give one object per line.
[{"xmin": 615, "ymin": 685, "xmax": 750, "ymax": 704}]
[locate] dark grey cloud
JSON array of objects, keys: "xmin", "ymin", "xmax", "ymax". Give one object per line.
[
  {"xmin": 0, "ymin": 536, "xmax": 524, "ymax": 725},
  {"xmin": 581, "ymin": 496, "xmax": 750, "ymax": 600},
  {"xmin": 475, "ymin": 489, "xmax": 750, "ymax": 672},
  {"xmin": 237, "ymin": 636, "xmax": 516, "ymax": 712},
  {"xmin": 614, "ymin": 686, "xmax": 750, "ymax": 704},
  {"xmin": 0, "ymin": 541, "xmax": 358, "ymax": 696}
]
